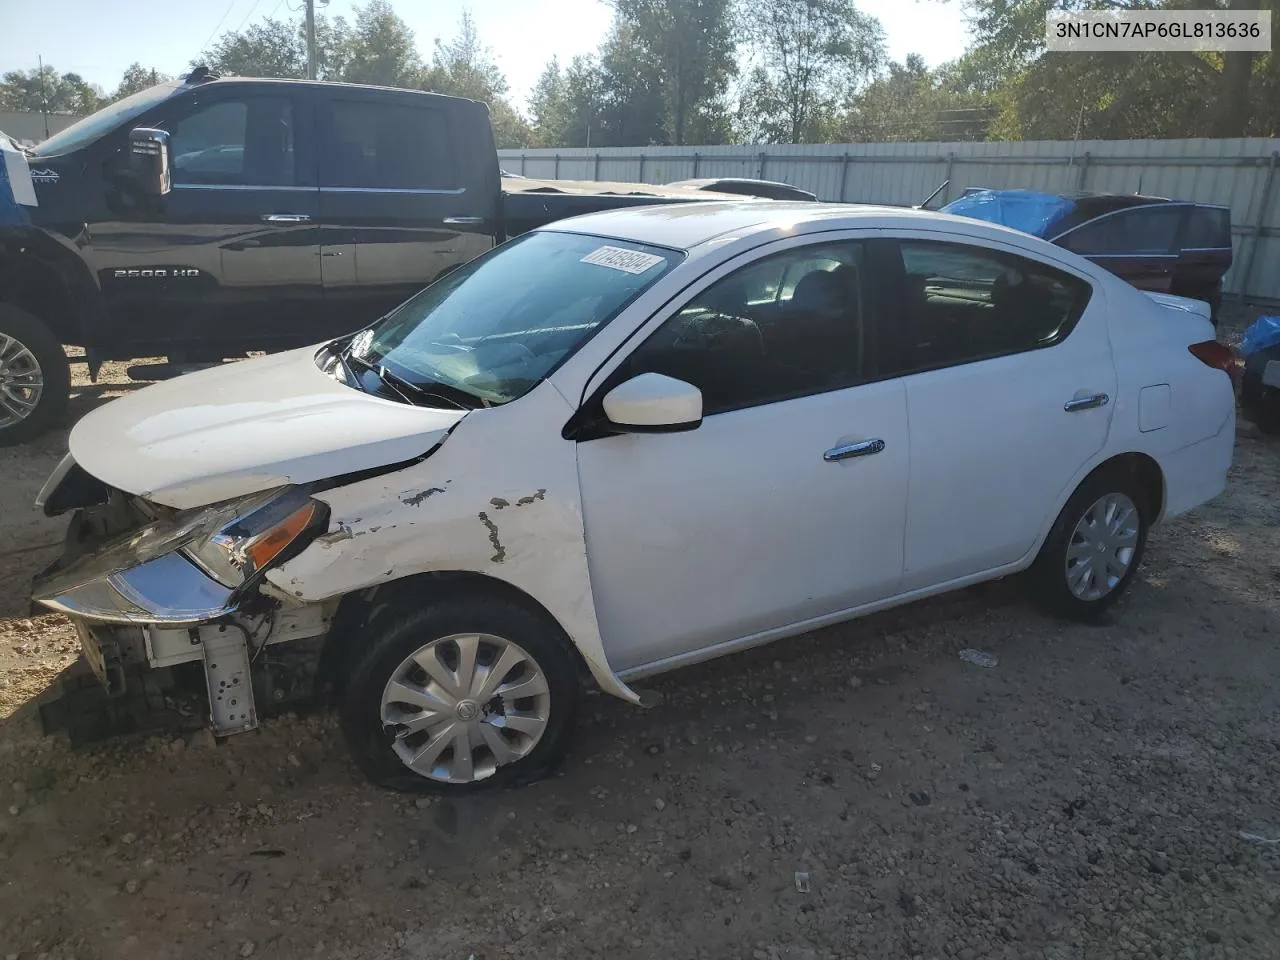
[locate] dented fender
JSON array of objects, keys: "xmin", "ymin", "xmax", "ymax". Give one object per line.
[{"xmin": 266, "ymin": 384, "xmax": 641, "ymax": 705}]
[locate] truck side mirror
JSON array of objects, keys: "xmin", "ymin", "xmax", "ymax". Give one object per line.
[{"xmin": 129, "ymin": 127, "xmax": 171, "ymax": 197}]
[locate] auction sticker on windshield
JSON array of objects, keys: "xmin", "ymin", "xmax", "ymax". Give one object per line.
[{"xmin": 580, "ymin": 246, "xmax": 667, "ymax": 274}]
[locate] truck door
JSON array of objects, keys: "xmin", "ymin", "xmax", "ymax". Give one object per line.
[
  {"xmin": 89, "ymin": 88, "xmax": 323, "ymax": 359},
  {"xmin": 314, "ymin": 91, "xmax": 498, "ymax": 337}
]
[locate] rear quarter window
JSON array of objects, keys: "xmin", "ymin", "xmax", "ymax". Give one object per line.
[{"xmin": 1184, "ymin": 206, "xmax": 1232, "ymax": 250}]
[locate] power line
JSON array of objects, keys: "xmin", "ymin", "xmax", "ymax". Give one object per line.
[
  {"xmin": 232, "ymin": 0, "xmax": 265, "ymax": 33},
  {"xmin": 195, "ymin": 0, "xmax": 242, "ymax": 59}
]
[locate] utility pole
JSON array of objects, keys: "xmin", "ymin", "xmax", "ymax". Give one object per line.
[
  {"xmin": 37, "ymin": 54, "xmax": 50, "ymax": 138},
  {"xmin": 305, "ymin": 0, "xmax": 317, "ymax": 80}
]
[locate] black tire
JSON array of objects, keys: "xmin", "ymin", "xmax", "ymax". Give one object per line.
[
  {"xmin": 0, "ymin": 303, "xmax": 70, "ymax": 446},
  {"xmin": 340, "ymin": 592, "xmax": 581, "ymax": 794},
  {"xmin": 1029, "ymin": 468, "xmax": 1151, "ymax": 621}
]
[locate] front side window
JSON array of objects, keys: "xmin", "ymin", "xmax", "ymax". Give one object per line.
[
  {"xmin": 623, "ymin": 242, "xmax": 867, "ymax": 416},
  {"xmin": 165, "ymin": 97, "xmax": 294, "ymax": 186},
  {"xmin": 355, "ymin": 231, "xmax": 681, "ymax": 405},
  {"xmin": 887, "ymin": 239, "xmax": 1091, "ymax": 374},
  {"xmin": 321, "ymin": 100, "xmax": 456, "ymax": 190},
  {"xmin": 1060, "ymin": 206, "xmax": 1183, "ymax": 256}
]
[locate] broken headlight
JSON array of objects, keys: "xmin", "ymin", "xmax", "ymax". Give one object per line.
[{"xmin": 182, "ymin": 487, "xmax": 326, "ymax": 588}]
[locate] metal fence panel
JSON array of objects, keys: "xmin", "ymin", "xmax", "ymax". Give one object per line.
[{"xmin": 501, "ymin": 138, "xmax": 1280, "ymax": 303}]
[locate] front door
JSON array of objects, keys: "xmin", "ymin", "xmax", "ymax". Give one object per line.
[
  {"xmin": 875, "ymin": 236, "xmax": 1117, "ymax": 591},
  {"xmin": 89, "ymin": 89, "xmax": 322, "ymax": 358},
  {"xmin": 314, "ymin": 92, "xmax": 495, "ymax": 339},
  {"xmin": 575, "ymin": 238, "xmax": 910, "ymax": 674}
]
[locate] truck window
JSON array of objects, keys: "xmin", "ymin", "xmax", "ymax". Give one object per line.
[
  {"xmin": 321, "ymin": 99, "xmax": 457, "ymax": 191},
  {"xmin": 166, "ymin": 97, "xmax": 295, "ymax": 187}
]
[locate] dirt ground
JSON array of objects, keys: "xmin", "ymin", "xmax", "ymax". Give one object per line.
[{"xmin": 1, "ymin": 322, "xmax": 1279, "ymax": 960}]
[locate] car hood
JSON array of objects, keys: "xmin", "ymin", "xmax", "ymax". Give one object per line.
[{"xmin": 69, "ymin": 347, "xmax": 468, "ymax": 510}]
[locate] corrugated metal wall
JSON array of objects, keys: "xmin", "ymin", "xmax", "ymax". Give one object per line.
[
  {"xmin": 500, "ymin": 139, "xmax": 1280, "ymax": 303},
  {"xmin": 0, "ymin": 111, "xmax": 82, "ymax": 146}
]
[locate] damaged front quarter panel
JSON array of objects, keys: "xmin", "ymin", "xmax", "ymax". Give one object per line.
[{"xmin": 266, "ymin": 385, "xmax": 641, "ymax": 705}]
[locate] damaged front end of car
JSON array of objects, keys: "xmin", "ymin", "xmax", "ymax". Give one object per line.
[{"xmin": 32, "ymin": 454, "xmax": 336, "ymax": 738}]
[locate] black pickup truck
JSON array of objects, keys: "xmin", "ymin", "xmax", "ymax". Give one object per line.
[{"xmin": 0, "ymin": 68, "xmax": 745, "ymax": 444}]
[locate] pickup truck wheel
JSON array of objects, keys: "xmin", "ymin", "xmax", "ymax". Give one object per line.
[
  {"xmin": 340, "ymin": 594, "xmax": 581, "ymax": 793},
  {"xmin": 0, "ymin": 304, "xmax": 70, "ymax": 446}
]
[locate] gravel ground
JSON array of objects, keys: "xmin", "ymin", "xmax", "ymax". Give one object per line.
[{"xmin": 0, "ymin": 321, "xmax": 1278, "ymax": 960}]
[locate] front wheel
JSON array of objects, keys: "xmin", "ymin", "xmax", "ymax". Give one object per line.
[
  {"xmin": 0, "ymin": 303, "xmax": 70, "ymax": 446},
  {"xmin": 340, "ymin": 593, "xmax": 582, "ymax": 793},
  {"xmin": 1029, "ymin": 469, "xmax": 1150, "ymax": 620}
]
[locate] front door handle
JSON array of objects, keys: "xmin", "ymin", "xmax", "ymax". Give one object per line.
[
  {"xmin": 1064, "ymin": 393, "xmax": 1109, "ymax": 413},
  {"xmin": 824, "ymin": 438, "xmax": 885, "ymax": 462},
  {"xmin": 443, "ymin": 216, "xmax": 484, "ymax": 225},
  {"xmin": 261, "ymin": 213, "xmax": 312, "ymax": 223}
]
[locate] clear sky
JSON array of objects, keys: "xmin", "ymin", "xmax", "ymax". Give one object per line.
[{"xmin": 0, "ymin": 0, "xmax": 970, "ymax": 110}]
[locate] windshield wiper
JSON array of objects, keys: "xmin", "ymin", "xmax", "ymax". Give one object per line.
[{"xmin": 341, "ymin": 346, "xmax": 482, "ymax": 410}]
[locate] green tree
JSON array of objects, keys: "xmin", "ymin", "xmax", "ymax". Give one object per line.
[
  {"xmin": 596, "ymin": 19, "xmax": 667, "ymax": 145},
  {"xmin": 421, "ymin": 11, "xmax": 530, "ymax": 148},
  {"xmin": 0, "ymin": 65, "xmax": 103, "ymax": 114},
  {"xmin": 739, "ymin": 0, "xmax": 885, "ymax": 143},
  {"xmin": 611, "ymin": 0, "xmax": 738, "ymax": 145},
  {"xmin": 529, "ymin": 57, "xmax": 572, "ymax": 146},
  {"xmin": 112, "ymin": 63, "xmax": 172, "ymax": 101},
  {"xmin": 844, "ymin": 53, "xmax": 993, "ymax": 141},
  {"xmin": 341, "ymin": 0, "xmax": 424, "ymax": 87},
  {"xmin": 952, "ymin": 0, "xmax": 1278, "ymax": 138},
  {"xmin": 200, "ymin": 16, "xmax": 307, "ymax": 78}
]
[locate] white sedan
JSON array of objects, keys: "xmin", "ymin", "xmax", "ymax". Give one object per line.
[{"xmin": 33, "ymin": 202, "xmax": 1236, "ymax": 792}]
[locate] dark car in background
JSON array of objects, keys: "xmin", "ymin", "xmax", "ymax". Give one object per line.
[{"xmin": 942, "ymin": 189, "xmax": 1232, "ymax": 324}]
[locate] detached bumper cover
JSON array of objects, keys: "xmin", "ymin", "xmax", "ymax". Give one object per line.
[{"xmin": 33, "ymin": 551, "xmax": 236, "ymax": 625}]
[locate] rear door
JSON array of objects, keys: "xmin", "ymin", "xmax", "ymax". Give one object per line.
[
  {"xmin": 873, "ymin": 235, "xmax": 1115, "ymax": 591},
  {"xmin": 90, "ymin": 86, "xmax": 322, "ymax": 357},
  {"xmin": 314, "ymin": 91, "xmax": 499, "ymax": 339},
  {"xmin": 1176, "ymin": 204, "xmax": 1232, "ymax": 298},
  {"xmin": 1054, "ymin": 205, "xmax": 1188, "ymax": 293}
]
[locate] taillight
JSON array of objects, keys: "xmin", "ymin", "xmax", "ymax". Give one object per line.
[{"xmin": 1189, "ymin": 340, "xmax": 1244, "ymax": 385}]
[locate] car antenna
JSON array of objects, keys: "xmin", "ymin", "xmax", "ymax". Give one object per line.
[{"xmin": 916, "ymin": 179, "xmax": 951, "ymax": 210}]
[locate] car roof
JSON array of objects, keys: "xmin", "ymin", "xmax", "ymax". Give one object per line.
[{"xmin": 540, "ymin": 200, "xmax": 1053, "ymax": 253}]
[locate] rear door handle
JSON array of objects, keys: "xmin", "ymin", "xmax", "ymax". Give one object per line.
[
  {"xmin": 261, "ymin": 213, "xmax": 312, "ymax": 223},
  {"xmin": 1064, "ymin": 393, "xmax": 1109, "ymax": 412},
  {"xmin": 824, "ymin": 438, "xmax": 885, "ymax": 462},
  {"xmin": 443, "ymin": 216, "xmax": 484, "ymax": 225}
]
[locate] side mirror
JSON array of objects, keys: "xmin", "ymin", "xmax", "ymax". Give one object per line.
[
  {"xmin": 128, "ymin": 127, "xmax": 171, "ymax": 197},
  {"xmin": 602, "ymin": 372, "xmax": 702, "ymax": 433}
]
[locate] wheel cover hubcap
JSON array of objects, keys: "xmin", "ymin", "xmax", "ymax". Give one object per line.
[
  {"xmin": 379, "ymin": 633, "xmax": 551, "ymax": 784},
  {"xmin": 1064, "ymin": 492, "xmax": 1140, "ymax": 602},
  {"xmin": 0, "ymin": 333, "xmax": 44, "ymax": 428}
]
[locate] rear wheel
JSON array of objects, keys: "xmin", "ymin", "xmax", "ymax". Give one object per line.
[
  {"xmin": 0, "ymin": 303, "xmax": 70, "ymax": 446},
  {"xmin": 1030, "ymin": 469, "xmax": 1150, "ymax": 620},
  {"xmin": 340, "ymin": 593, "xmax": 581, "ymax": 793}
]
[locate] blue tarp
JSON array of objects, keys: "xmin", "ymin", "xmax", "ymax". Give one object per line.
[
  {"xmin": 1241, "ymin": 315, "xmax": 1280, "ymax": 356},
  {"xmin": 941, "ymin": 189, "xmax": 1075, "ymax": 239}
]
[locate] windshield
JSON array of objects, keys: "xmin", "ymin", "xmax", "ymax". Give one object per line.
[
  {"xmin": 350, "ymin": 231, "xmax": 682, "ymax": 406},
  {"xmin": 33, "ymin": 83, "xmax": 179, "ymax": 157}
]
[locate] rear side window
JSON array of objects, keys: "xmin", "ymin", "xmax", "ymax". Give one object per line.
[
  {"xmin": 885, "ymin": 240, "xmax": 1091, "ymax": 375},
  {"xmin": 1183, "ymin": 206, "xmax": 1231, "ymax": 250},
  {"xmin": 1059, "ymin": 206, "xmax": 1184, "ymax": 256},
  {"xmin": 321, "ymin": 99, "xmax": 456, "ymax": 191}
]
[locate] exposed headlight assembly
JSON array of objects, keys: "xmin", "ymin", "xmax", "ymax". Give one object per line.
[
  {"xmin": 32, "ymin": 487, "xmax": 328, "ymax": 625},
  {"xmin": 182, "ymin": 488, "xmax": 323, "ymax": 588}
]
